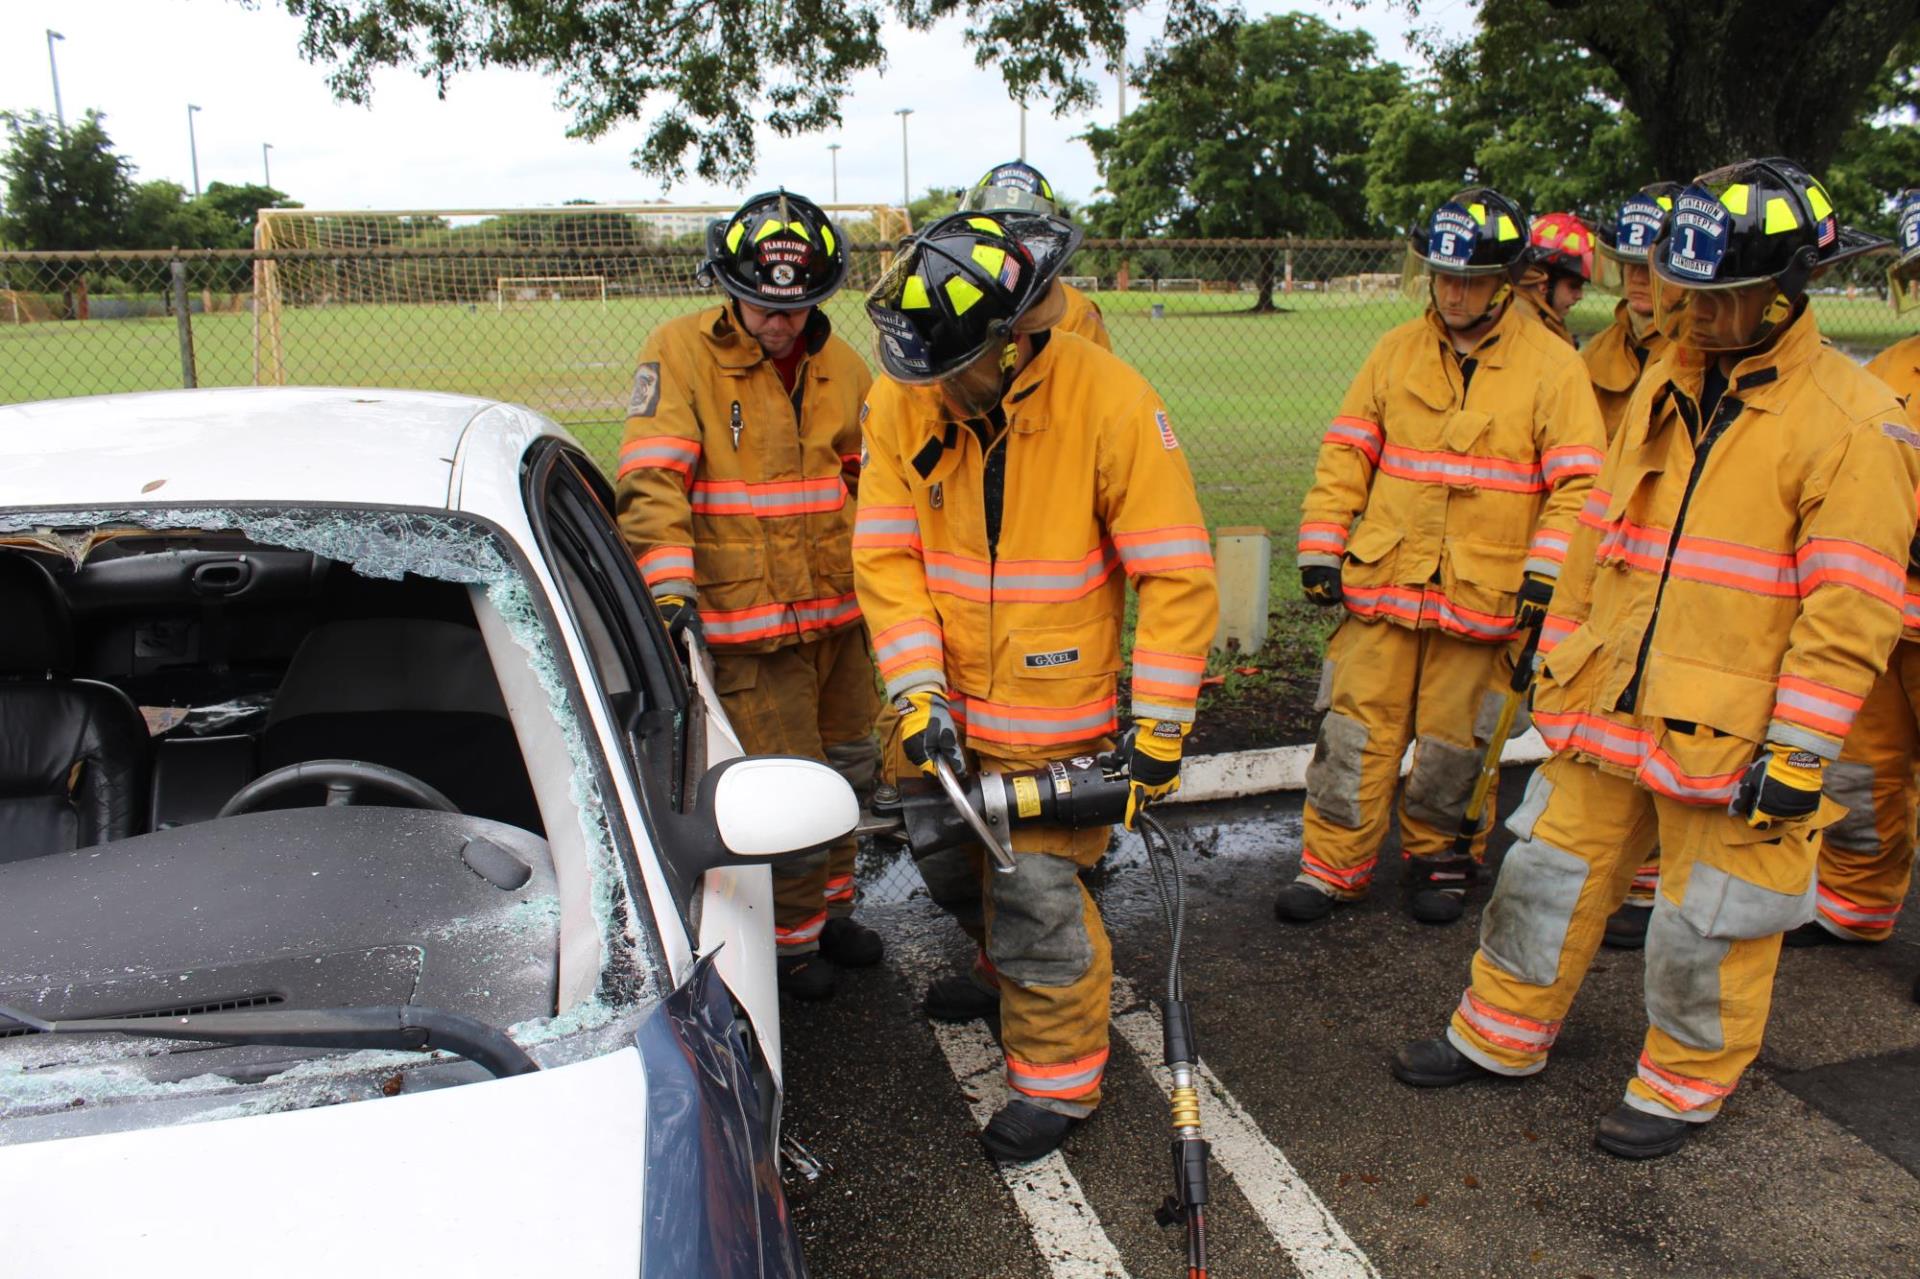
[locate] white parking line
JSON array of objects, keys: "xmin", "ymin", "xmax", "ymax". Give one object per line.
[
  {"xmin": 1110, "ymin": 973, "xmax": 1382, "ymax": 1279},
  {"xmin": 894, "ymin": 939, "xmax": 1132, "ymax": 1279}
]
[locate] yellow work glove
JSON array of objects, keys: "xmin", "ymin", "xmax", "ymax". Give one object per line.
[
  {"xmin": 1730, "ymin": 743, "xmax": 1824, "ymax": 828},
  {"xmin": 655, "ymin": 593, "xmax": 704, "ymax": 643},
  {"xmin": 1122, "ymin": 717, "xmax": 1190, "ymax": 829},
  {"xmin": 1514, "ymin": 572, "xmax": 1555, "ymax": 631},
  {"xmin": 897, "ymin": 689, "xmax": 964, "ymax": 779}
]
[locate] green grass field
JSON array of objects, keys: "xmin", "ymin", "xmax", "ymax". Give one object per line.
[{"xmin": 4, "ymin": 285, "xmax": 1913, "ymax": 609}]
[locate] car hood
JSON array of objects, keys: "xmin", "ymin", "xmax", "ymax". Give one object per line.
[{"xmin": 0, "ymin": 1046, "xmax": 649, "ymax": 1277}]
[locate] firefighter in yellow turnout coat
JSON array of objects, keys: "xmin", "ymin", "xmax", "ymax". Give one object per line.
[
  {"xmin": 616, "ymin": 191, "xmax": 882, "ymax": 1002},
  {"xmin": 1799, "ymin": 190, "xmax": 1920, "ymax": 947},
  {"xmin": 1396, "ymin": 159, "xmax": 1920, "ymax": 1161},
  {"xmin": 1584, "ymin": 183, "xmax": 1684, "ymax": 949},
  {"xmin": 857, "ymin": 211, "xmax": 1218, "ymax": 1163},
  {"xmin": 1280, "ymin": 188, "xmax": 1606, "ymax": 926},
  {"xmin": 959, "ymin": 160, "xmax": 1112, "ymax": 352}
]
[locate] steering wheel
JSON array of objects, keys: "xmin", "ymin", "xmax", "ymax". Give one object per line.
[{"xmin": 217, "ymin": 759, "xmax": 462, "ymax": 819}]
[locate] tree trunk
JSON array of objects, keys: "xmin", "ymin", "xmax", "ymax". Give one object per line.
[
  {"xmin": 1538, "ymin": 0, "xmax": 1920, "ymax": 179},
  {"xmin": 1251, "ymin": 249, "xmax": 1277, "ymax": 313}
]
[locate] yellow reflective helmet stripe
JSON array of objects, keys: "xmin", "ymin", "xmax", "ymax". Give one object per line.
[
  {"xmin": 1720, "ymin": 183, "xmax": 1751, "ymax": 215},
  {"xmin": 786, "ymin": 220, "xmax": 812, "ymax": 241},
  {"xmin": 822, "ymin": 223, "xmax": 836, "ymax": 256},
  {"xmin": 966, "ymin": 216, "xmax": 1003, "ymax": 236},
  {"xmin": 945, "ymin": 275, "xmax": 985, "ymax": 315},
  {"xmin": 1468, "ymin": 202, "xmax": 1487, "ymax": 224},
  {"xmin": 754, "ymin": 217, "xmax": 786, "ymax": 243},
  {"xmin": 1764, "ymin": 196, "xmax": 1799, "ymax": 234},
  {"xmin": 901, "ymin": 274, "xmax": 932, "ymax": 310},
  {"xmin": 972, "ymin": 244, "xmax": 1008, "ymax": 277},
  {"xmin": 1807, "ymin": 184, "xmax": 1834, "ymax": 221},
  {"xmin": 726, "ymin": 221, "xmax": 746, "ymax": 253},
  {"xmin": 1656, "ymin": 194, "xmax": 1674, "ymax": 211},
  {"xmin": 1497, "ymin": 215, "xmax": 1519, "ymax": 241}
]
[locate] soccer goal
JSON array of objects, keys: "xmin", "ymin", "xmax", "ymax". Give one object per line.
[
  {"xmin": 1153, "ymin": 278, "xmax": 1204, "ymax": 293},
  {"xmin": 494, "ymin": 275, "xmax": 608, "ymax": 310},
  {"xmin": 1061, "ymin": 275, "xmax": 1100, "ymax": 291},
  {"xmin": 251, "ymin": 202, "xmax": 910, "ymax": 385}
]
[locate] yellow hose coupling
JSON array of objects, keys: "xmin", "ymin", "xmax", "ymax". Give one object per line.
[{"xmin": 1169, "ymin": 1084, "xmax": 1201, "ymax": 1130}]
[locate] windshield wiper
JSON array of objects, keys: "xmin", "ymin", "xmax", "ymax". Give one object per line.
[{"xmin": 0, "ymin": 1003, "xmax": 538, "ymax": 1080}]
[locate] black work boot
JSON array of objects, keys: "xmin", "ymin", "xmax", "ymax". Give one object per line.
[
  {"xmin": 1595, "ymin": 1103, "xmax": 1694, "ymax": 1160},
  {"xmin": 820, "ymin": 916, "xmax": 884, "ymax": 967},
  {"xmin": 925, "ymin": 973, "xmax": 1000, "ymax": 1023},
  {"xmin": 1405, "ymin": 855, "xmax": 1478, "ymax": 925},
  {"xmin": 1603, "ymin": 903, "xmax": 1653, "ymax": 949},
  {"xmin": 981, "ymin": 1100, "xmax": 1077, "ymax": 1163},
  {"xmin": 1391, "ymin": 1036, "xmax": 1501, "ymax": 1088},
  {"xmin": 776, "ymin": 952, "xmax": 837, "ymax": 1002},
  {"xmin": 1274, "ymin": 880, "xmax": 1337, "ymax": 923}
]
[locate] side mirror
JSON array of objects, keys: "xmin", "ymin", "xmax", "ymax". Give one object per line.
[
  {"xmin": 706, "ymin": 756, "xmax": 858, "ymax": 859},
  {"xmin": 652, "ymin": 755, "xmax": 860, "ymax": 912}
]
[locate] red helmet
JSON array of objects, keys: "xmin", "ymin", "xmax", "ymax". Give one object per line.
[{"xmin": 1529, "ymin": 211, "xmax": 1595, "ymax": 282}]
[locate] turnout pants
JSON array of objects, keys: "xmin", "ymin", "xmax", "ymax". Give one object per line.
[
  {"xmin": 1297, "ymin": 618, "xmax": 1514, "ymax": 897},
  {"xmin": 1449, "ymin": 753, "xmax": 1823, "ymax": 1123},
  {"xmin": 713, "ymin": 626, "xmax": 880, "ymax": 954},
  {"xmin": 1816, "ymin": 640, "xmax": 1920, "ymax": 940},
  {"xmin": 884, "ymin": 713, "xmax": 1114, "ymax": 1117}
]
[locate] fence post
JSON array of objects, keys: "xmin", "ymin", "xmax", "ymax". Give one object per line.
[{"xmin": 171, "ymin": 257, "xmax": 197, "ymax": 389}]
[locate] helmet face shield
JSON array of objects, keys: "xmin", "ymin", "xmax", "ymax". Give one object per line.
[
  {"xmin": 1652, "ymin": 275, "xmax": 1793, "ymax": 351},
  {"xmin": 864, "ymin": 211, "xmax": 1081, "ymax": 385}
]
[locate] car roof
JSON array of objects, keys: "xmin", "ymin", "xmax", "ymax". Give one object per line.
[{"xmin": 0, "ymin": 387, "xmax": 566, "ymax": 513}]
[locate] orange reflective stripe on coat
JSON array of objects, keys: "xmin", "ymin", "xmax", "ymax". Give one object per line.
[
  {"xmin": 1131, "ymin": 648, "xmax": 1207, "ymax": 720},
  {"xmin": 1114, "ymin": 526, "xmax": 1214, "ymax": 576},
  {"xmin": 871, "ymin": 617, "xmax": 944, "ymax": 697},
  {"xmin": 1533, "ymin": 709, "xmax": 1746, "ymax": 805},
  {"xmin": 1323, "ymin": 415, "xmax": 1383, "ymax": 463},
  {"xmin": 954, "ymin": 693, "xmax": 1120, "ymax": 748},
  {"xmin": 1005, "ymin": 1047, "xmax": 1109, "ymax": 1101},
  {"xmin": 619, "ymin": 435, "xmax": 701, "ymax": 483},
  {"xmin": 852, "ymin": 504, "xmax": 922, "ymax": 552},
  {"xmin": 635, "ymin": 544, "xmax": 695, "ymax": 589},
  {"xmin": 701, "ymin": 593, "xmax": 863, "ymax": 645},
  {"xmin": 1343, "ymin": 582, "xmax": 1519, "ymax": 642},
  {"xmin": 691, "ymin": 476, "xmax": 847, "ymax": 518}
]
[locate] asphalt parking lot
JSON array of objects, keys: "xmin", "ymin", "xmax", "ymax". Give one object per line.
[{"xmin": 779, "ymin": 767, "xmax": 1920, "ymax": 1279}]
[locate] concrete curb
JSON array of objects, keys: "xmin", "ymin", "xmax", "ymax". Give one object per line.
[{"xmin": 1169, "ymin": 728, "xmax": 1550, "ymax": 806}]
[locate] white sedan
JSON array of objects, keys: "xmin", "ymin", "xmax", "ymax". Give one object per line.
[{"xmin": 0, "ymin": 388, "xmax": 854, "ymax": 1277}]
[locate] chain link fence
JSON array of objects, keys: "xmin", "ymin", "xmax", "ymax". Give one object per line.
[
  {"xmin": 5, "ymin": 239, "xmax": 1911, "ymax": 909},
  {"xmin": 4, "ymin": 240, "xmax": 1913, "ymax": 538}
]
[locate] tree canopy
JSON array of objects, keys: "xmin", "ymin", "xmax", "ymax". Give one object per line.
[
  {"xmin": 258, "ymin": 0, "xmax": 1217, "ymax": 185},
  {"xmin": 0, "ymin": 112, "xmax": 298, "ymax": 252}
]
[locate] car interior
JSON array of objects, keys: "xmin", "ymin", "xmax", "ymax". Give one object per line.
[{"xmin": 0, "ymin": 535, "xmax": 544, "ymax": 864}]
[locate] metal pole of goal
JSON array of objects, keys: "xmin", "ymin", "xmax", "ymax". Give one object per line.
[{"xmin": 171, "ymin": 259, "xmax": 198, "ymax": 389}]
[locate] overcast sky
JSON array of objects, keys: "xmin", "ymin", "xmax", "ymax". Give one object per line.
[{"xmin": 2, "ymin": 1, "xmax": 1469, "ymax": 213}]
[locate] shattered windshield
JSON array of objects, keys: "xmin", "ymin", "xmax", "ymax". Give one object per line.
[{"xmin": 0, "ymin": 506, "xmax": 660, "ymax": 1139}]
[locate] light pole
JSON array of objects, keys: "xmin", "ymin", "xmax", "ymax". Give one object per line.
[
  {"xmin": 262, "ymin": 142, "xmax": 273, "ymax": 189},
  {"xmin": 828, "ymin": 142, "xmax": 841, "ymax": 203},
  {"xmin": 187, "ymin": 104, "xmax": 203, "ymax": 196},
  {"xmin": 46, "ymin": 30, "xmax": 65, "ymax": 132},
  {"xmin": 1019, "ymin": 101, "xmax": 1027, "ymax": 160},
  {"xmin": 894, "ymin": 108, "xmax": 913, "ymax": 212}
]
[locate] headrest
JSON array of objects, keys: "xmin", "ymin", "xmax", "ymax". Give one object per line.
[
  {"xmin": 0, "ymin": 554, "xmax": 73, "ymax": 676},
  {"xmin": 266, "ymin": 618, "xmax": 508, "ymax": 725}
]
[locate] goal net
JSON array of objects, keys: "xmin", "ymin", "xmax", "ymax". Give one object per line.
[
  {"xmin": 495, "ymin": 275, "xmax": 608, "ymax": 309},
  {"xmin": 251, "ymin": 202, "xmax": 910, "ymax": 384}
]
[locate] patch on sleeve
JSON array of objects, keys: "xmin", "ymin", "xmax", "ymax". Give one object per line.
[
  {"xmin": 1882, "ymin": 420, "xmax": 1920, "ymax": 450},
  {"xmin": 859, "ymin": 442, "xmax": 870, "ymax": 469},
  {"xmin": 1156, "ymin": 410, "xmax": 1180, "ymax": 450},
  {"xmin": 628, "ymin": 362, "xmax": 662, "ymax": 417}
]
